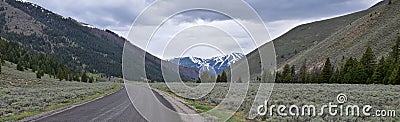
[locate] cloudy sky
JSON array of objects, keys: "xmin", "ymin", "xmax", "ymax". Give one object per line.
[{"xmin": 25, "ymin": 0, "xmax": 381, "ymax": 59}]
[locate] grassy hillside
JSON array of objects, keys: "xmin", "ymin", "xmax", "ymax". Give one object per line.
[
  {"xmin": 236, "ymin": 0, "xmax": 399, "ymax": 81},
  {"xmin": 273, "ymin": 7, "xmax": 375, "ymax": 66},
  {"xmin": 284, "ymin": 0, "xmax": 400, "ymax": 70}
]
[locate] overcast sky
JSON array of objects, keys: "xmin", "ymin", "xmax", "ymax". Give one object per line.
[{"xmin": 24, "ymin": 0, "xmax": 381, "ymax": 59}]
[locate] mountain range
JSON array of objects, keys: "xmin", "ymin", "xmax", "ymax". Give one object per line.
[{"xmin": 168, "ymin": 53, "xmax": 244, "ymax": 74}]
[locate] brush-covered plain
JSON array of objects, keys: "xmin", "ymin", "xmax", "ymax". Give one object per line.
[
  {"xmin": 0, "ymin": 62, "xmax": 120, "ymax": 120},
  {"xmin": 150, "ymin": 83, "xmax": 400, "ymax": 121}
]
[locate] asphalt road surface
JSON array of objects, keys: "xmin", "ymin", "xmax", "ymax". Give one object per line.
[{"xmin": 38, "ymin": 84, "xmax": 180, "ymax": 122}]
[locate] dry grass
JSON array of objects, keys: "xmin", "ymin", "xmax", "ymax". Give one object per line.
[
  {"xmin": 150, "ymin": 82, "xmax": 400, "ymax": 121},
  {"xmin": 284, "ymin": 0, "xmax": 400, "ymax": 70}
]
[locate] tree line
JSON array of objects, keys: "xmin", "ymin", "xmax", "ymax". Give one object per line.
[
  {"xmin": 0, "ymin": 39, "xmax": 95, "ymax": 83},
  {"xmin": 276, "ymin": 37, "xmax": 400, "ymax": 85},
  {"xmin": 196, "ymin": 70, "xmax": 228, "ymax": 83}
]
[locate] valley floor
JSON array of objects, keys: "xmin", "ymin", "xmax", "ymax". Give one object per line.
[{"xmin": 150, "ymin": 82, "xmax": 400, "ymax": 121}]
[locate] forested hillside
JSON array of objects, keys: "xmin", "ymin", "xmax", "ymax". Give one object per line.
[
  {"xmin": 0, "ymin": 0, "xmax": 198, "ymax": 81},
  {"xmin": 0, "ymin": 38, "xmax": 98, "ymax": 82},
  {"xmin": 0, "ymin": 0, "xmax": 123, "ymax": 76}
]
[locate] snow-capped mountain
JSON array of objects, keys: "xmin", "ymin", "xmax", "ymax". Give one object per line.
[{"xmin": 168, "ymin": 53, "xmax": 245, "ymax": 74}]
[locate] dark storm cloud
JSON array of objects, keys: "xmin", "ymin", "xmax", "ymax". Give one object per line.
[
  {"xmin": 23, "ymin": 0, "xmax": 380, "ymax": 58},
  {"xmin": 172, "ymin": 11, "xmax": 231, "ymax": 23},
  {"xmin": 26, "ymin": 0, "xmax": 153, "ymax": 28},
  {"xmin": 25, "ymin": 0, "xmax": 380, "ymax": 38},
  {"xmin": 247, "ymin": 0, "xmax": 380, "ymax": 22},
  {"xmin": 166, "ymin": 0, "xmax": 380, "ymax": 22}
]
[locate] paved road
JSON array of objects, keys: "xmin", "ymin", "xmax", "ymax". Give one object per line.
[{"xmin": 38, "ymin": 84, "xmax": 180, "ymax": 122}]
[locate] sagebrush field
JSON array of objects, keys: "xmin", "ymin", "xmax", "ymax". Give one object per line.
[
  {"xmin": 0, "ymin": 62, "xmax": 119, "ymax": 120},
  {"xmin": 150, "ymin": 82, "xmax": 400, "ymax": 121}
]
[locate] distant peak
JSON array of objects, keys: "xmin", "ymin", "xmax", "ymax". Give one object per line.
[{"xmin": 168, "ymin": 53, "xmax": 245, "ymax": 74}]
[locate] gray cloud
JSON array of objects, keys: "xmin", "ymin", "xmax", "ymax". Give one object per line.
[
  {"xmin": 25, "ymin": 0, "xmax": 381, "ymax": 58},
  {"xmin": 248, "ymin": 0, "xmax": 381, "ymax": 22},
  {"xmin": 171, "ymin": 10, "xmax": 231, "ymax": 23},
  {"xmin": 26, "ymin": 0, "xmax": 380, "ymax": 36},
  {"xmin": 27, "ymin": 0, "xmax": 153, "ymax": 28}
]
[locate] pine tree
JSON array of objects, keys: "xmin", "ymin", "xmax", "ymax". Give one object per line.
[
  {"xmin": 290, "ymin": 65, "xmax": 296, "ymax": 82},
  {"xmin": 196, "ymin": 77, "xmax": 201, "ymax": 83},
  {"xmin": 290, "ymin": 65, "xmax": 295, "ymax": 76},
  {"xmin": 275, "ymin": 72, "xmax": 282, "ymax": 83},
  {"xmin": 282, "ymin": 64, "xmax": 292, "ymax": 83},
  {"xmin": 388, "ymin": 64, "xmax": 399, "ymax": 85},
  {"xmin": 73, "ymin": 73, "xmax": 80, "ymax": 81},
  {"xmin": 330, "ymin": 68, "xmax": 340, "ymax": 84},
  {"xmin": 319, "ymin": 58, "xmax": 333, "ymax": 83},
  {"xmin": 36, "ymin": 69, "xmax": 44, "ymax": 79},
  {"xmin": 354, "ymin": 61, "xmax": 368, "ymax": 84},
  {"xmin": 341, "ymin": 57, "xmax": 353, "ymax": 84},
  {"xmin": 0, "ymin": 52, "xmax": 2, "ymax": 73},
  {"xmin": 31, "ymin": 64, "xmax": 37, "ymax": 72},
  {"xmin": 0, "ymin": 62, "xmax": 1, "ymax": 73},
  {"xmin": 371, "ymin": 57, "xmax": 386, "ymax": 84},
  {"xmin": 216, "ymin": 74, "xmax": 221, "ymax": 82},
  {"xmin": 384, "ymin": 42, "xmax": 399, "ymax": 84},
  {"xmin": 17, "ymin": 59, "xmax": 24, "ymax": 71},
  {"xmin": 341, "ymin": 57, "xmax": 367, "ymax": 84},
  {"xmin": 82, "ymin": 72, "xmax": 88, "ymax": 82},
  {"xmin": 390, "ymin": 37, "xmax": 400, "ymax": 63},
  {"xmin": 221, "ymin": 71, "xmax": 227, "ymax": 82},
  {"xmin": 299, "ymin": 59, "xmax": 307, "ymax": 83},
  {"xmin": 360, "ymin": 46, "xmax": 376, "ymax": 78},
  {"xmin": 383, "ymin": 56, "xmax": 393, "ymax": 83},
  {"xmin": 57, "ymin": 67, "xmax": 63, "ymax": 81},
  {"xmin": 282, "ymin": 64, "xmax": 291, "ymax": 76},
  {"xmin": 283, "ymin": 74, "xmax": 292, "ymax": 83},
  {"xmin": 88, "ymin": 76, "xmax": 94, "ymax": 83}
]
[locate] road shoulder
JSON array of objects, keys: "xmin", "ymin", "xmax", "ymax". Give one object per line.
[{"xmin": 152, "ymin": 89, "xmax": 204, "ymax": 122}]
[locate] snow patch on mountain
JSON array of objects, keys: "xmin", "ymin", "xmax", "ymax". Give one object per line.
[{"xmin": 168, "ymin": 53, "xmax": 245, "ymax": 74}]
